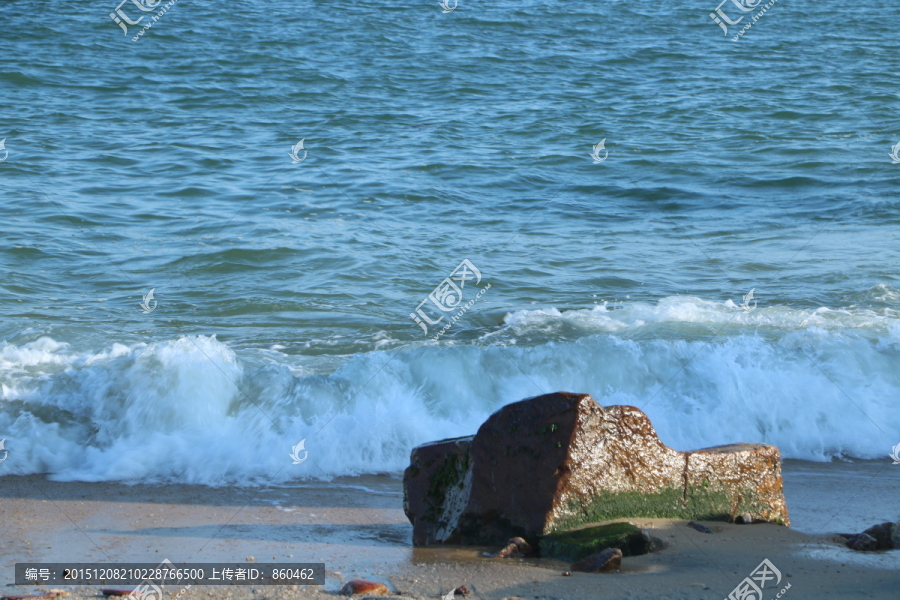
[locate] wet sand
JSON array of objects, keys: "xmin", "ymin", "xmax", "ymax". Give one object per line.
[{"xmin": 1, "ymin": 461, "xmax": 898, "ymax": 599}]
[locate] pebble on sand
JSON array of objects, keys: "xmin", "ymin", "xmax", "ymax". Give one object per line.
[
  {"xmin": 844, "ymin": 533, "xmax": 878, "ymax": 551},
  {"xmin": 340, "ymin": 580, "xmax": 390, "ymax": 596},
  {"xmin": 495, "ymin": 536, "xmax": 533, "ymax": 558},
  {"xmin": 687, "ymin": 521, "xmax": 714, "ymax": 534},
  {"xmin": 570, "ymin": 548, "xmax": 623, "ymax": 573}
]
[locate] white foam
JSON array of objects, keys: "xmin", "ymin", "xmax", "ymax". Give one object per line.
[{"xmin": 0, "ymin": 294, "xmax": 897, "ymax": 484}]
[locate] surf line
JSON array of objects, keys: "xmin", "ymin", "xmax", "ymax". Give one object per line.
[
  {"xmin": 731, "ymin": 0, "xmax": 778, "ymax": 41},
  {"xmin": 132, "ymin": 0, "xmax": 179, "ymax": 42},
  {"xmin": 432, "ymin": 283, "xmax": 491, "ymax": 341}
]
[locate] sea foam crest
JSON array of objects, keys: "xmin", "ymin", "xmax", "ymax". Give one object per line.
[{"xmin": 0, "ymin": 296, "xmax": 897, "ymax": 484}]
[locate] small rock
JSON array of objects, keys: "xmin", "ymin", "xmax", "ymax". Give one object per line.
[
  {"xmin": 494, "ymin": 542, "xmax": 521, "ymax": 558},
  {"xmin": 509, "ymin": 537, "xmax": 532, "ymax": 554},
  {"xmin": 862, "ymin": 522, "xmax": 897, "ymax": 550},
  {"xmin": 570, "ymin": 548, "xmax": 622, "ymax": 573},
  {"xmin": 845, "ymin": 533, "xmax": 878, "ymax": 551},
  {"xmin": 736, "ymin": 513, "xmax": 753, "ymax": 524},
  {"xmin": 341, "ymin": 581, "xmax": 389, "ymax": 596},
  {"xmin": 688, "ymin": 521, "xmax": 714, "ymax": 534},
  {"xmin": 245, "ymin": 556, "xmax": 255, "ymax": 562},
  {"xmin": 561, "ymin": 571, "xmax": 571, "ymax": 577},
  {"xmin": 453, "ymin": 586, "xmax": 472, "ymax": 596}
]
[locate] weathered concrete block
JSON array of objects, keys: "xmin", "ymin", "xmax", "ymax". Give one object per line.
[
  {"xmin": 403, "ymin": 392, "xmax": 789, "ymax": 546},
  {"xmin": 403, "ymin": 436, "xmax": 473, "ymax": 546}
]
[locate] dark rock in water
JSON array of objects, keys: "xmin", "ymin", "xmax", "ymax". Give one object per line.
[
  {"xmin": 540, "ymin": 522, "xmax": 650, "ymax": 562},
  {"xmin": 688, "ymin": 521, "xmax": 715, "ymax": 534},
  {"xmin": 341, "ymin": 580, "xmax": 389, "ymax": 596},
  {"xmin": 495, "ymin": 536, "xmax": 533, "ymax": 557},
  {"xmin": 845, "ymin": 533, "xmax": 879, "ymax": 551},
  {"xmin": 570, "ymin": 547, "xmax": 622, "ymax": 573},
  {"xmin": 510, "ymin": 536, "xmax": 532, "ymax": 553},
  {"xmin": 403, "ymin": 392, "xmax": 790, "ymax": 546},
  {"xmin": 494, "ymin": 541, "xmax": 521, "ymax": 558},
  {"xmin": 861, "ymin": 522, "xmax": 898, "ymax": 550}
]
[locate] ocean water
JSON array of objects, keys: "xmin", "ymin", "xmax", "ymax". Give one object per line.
[{"xmin": 0, "ymin": 0, "xmax": 898, "ymax": 484}]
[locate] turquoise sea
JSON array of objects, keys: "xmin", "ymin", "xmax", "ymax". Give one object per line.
[{"xmin": 0, "ymin": 0, "xmax": 898, "ymax": 483}]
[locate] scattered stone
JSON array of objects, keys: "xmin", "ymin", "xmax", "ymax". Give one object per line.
[
  {"xmin": 561, "ymin": 571, "xmax": 571, "ymax": 577},
  {"xmin": 495, "ymin": 542, "xmax": 521, "ymax": 558},
  {"xmin": 340, "ymin": 581, "xmax": 390, "ymax": 596},
  {"xmin": 540, "ymin": 522, "xmax": 650, "ymax": 562},
  {"xmin": 862, "ymin": 522, "xmax": 898, "ymax": 550},
  {"xmin": 688, "ymin": 521, "xmax": 714, "ymax": 534},
  {"xmin": 245, "ymin": 556, "xmax": 255, "ymax": 562},
  {"xmin": 570, "ymin": 548, "xmax": 622, "ymax": 573},
  {"xmin": 495, "ymin": 536, "xmax": 533, "ymax": 558},
  {"xmin": 841, "ymin": 522, "xmax": 899, "ymax": 551},
  {"xmin": 404, "ymin": 392, "xmax": 790, "ymax": 546},
  {"xmin": 453, "ymin": 585, "xmax": 472, "ymax": 595},
  {"xmin": 845, "ymin": 533, "xmax": 878, "ymax": 551}
]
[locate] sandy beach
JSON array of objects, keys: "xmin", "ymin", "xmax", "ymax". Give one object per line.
[{"xmin": 1, "ymin": 460, "xmax": 897, "ymax": 600}]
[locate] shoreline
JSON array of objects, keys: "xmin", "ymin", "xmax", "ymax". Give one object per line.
[{"xmin": 1, "ymin": 460, "xmax": 898, "ymax": 599}]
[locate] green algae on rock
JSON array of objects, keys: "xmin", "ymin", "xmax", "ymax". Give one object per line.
[
  {"xmin": 540, "ymin": 522, "xmax": 650, "ymax": 562},
  {"xmin": 403, "ymin": 392, "xmax": 790, "ymax": 547}
]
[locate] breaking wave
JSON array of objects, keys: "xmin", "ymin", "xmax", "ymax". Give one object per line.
[{"xmin": 0, "ymin": 295, "xmax": 898, "ymax": 484}]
